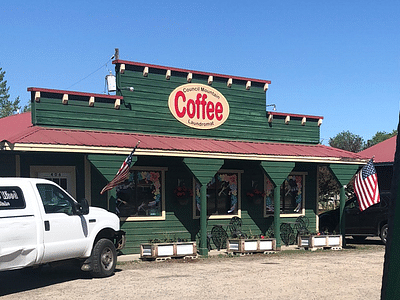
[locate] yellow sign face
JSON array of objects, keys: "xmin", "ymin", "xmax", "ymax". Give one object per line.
[{"xmin": 168, "ymin": 84, "xmax": 230, "ymax": 130}]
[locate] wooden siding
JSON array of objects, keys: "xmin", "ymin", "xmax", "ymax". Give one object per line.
[
  {"xmin": 329, "ymin": 164, "xmax": 360, "ymax": 186},
  {"xmin": 183, "ymin": 157, "xmax": 224, "ymax": 185},
  {"xmin": 86, "ymin": 154, "xmax": 132, "ymax": 209},
  {"xmin": 118, "ymin": 158, "xmax": 319, "ymax": 254},
  {"xmin": 260, "ymin": 161, "xmax": 296, "ymax": 186},
  {"xmin": 30, "ymin": 65, "xmax": 321, "ymax": 144}
]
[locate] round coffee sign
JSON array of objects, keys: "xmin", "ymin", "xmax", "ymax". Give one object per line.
[{"xmin": 168, "ymin": 83, "xmax": 229, "ymax": 130}]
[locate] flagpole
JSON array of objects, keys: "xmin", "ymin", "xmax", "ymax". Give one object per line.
[
  {"xmin": 131, "ymin": 140, "xmax": 141, "ymax": 153},
  {"xmin": 100, "ymin": 140, "xmax": 141, "ymax": 195}
]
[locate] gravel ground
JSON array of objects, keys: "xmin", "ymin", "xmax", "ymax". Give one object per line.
[{"xmin": 0, "ymin": 239, "xmax": 385, "ymax": 300}]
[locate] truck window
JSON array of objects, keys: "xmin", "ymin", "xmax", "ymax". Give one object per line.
[
  {"xmin": 36, "ymin": 184, "xmax": 74, "ymax": 215},
  {"xmin": 0, "ymin": 186, "xmax": 25, "ymax": 209}
]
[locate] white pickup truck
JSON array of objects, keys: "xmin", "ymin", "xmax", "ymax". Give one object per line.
[{"xmin": 0, "ymin": 178, "xmax": 125, "ymax": 277}]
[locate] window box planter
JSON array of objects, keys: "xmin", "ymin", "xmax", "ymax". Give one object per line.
[
  {"xmin": 227, "ymin": 238, "xmax": 276, "ymax": 254},
  {"xmin": 298, "ymin": 235, "xmax": 342, "ymax": 250},
  {"xmin": 140, "ymin": 242, "xmax": 197, "ymax": 259}
]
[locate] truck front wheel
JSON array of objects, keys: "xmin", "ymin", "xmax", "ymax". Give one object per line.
[{"xmin": 90, "ymin": 238, "xmax": 117, "ymax": 277}]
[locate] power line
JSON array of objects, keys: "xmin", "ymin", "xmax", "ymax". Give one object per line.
[{"xmin": 66, "ymin": 55, "xmax": 114, "ymax": 90}]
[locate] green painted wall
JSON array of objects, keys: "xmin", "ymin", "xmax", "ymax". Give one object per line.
[
  {"xmin": 117, "ymin": 65, "xmax": 321, "ymax": 143},
  {"xmin": 87, "ymin": 154, "xmax": 138, "ymax": 210},
  {"xmin": 30, "ymin": 63, "xmax": 321, "ymax": 144},
  {"xmin": 117, "ymin": 157, "xmax": 319, "ymax": 254},
  {"xmin": 0, "ymin": 149, "xmax": 320, "ymax": 254},
  {"xmin": 328, "ymin": 164, "xmax": 359, "ymax": 186}
]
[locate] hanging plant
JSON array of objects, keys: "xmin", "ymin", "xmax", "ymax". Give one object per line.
[
  {"xmin": 173, "ymin": 186, "xmax": 193, "ymax": 205},
  {"xmin": 246, "ymin": 188, "xmax": 265, "ymax": 205}
]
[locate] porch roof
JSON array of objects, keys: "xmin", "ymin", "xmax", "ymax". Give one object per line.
[{"xmin": 0, "ymin": 112, "xmax": 367, "ymax": 164}]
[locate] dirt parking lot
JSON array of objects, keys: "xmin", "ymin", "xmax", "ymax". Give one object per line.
[{"xmin": 0, "ymin": 239, "xmax": 385, "ymax": 300}]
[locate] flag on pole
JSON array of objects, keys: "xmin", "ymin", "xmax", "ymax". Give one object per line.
[
  {"xmin": 100, "ymin": 141, "xmax": 140, "ymax": 195},
  {"xmin": 354, "ymin": 158, "xmax": 380, "ymax": 211}
]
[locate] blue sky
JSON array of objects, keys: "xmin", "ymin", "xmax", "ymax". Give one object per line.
[{"xmin": 1, "ymin": 1, "xmax": 399, "ymax": 144}]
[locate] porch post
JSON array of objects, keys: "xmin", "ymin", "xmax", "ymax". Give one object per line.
[
  {"xmin": 199, "ymin": 184, "xmax": 208, "ymax": 256},
  {"xmin": 328, "ymin": 163, "xmax": 361, "ymax": 247},
  {"xmin": 339, "ymin": 185, "xmax": 346, "ymax": 246},
  {"xmin": 273, "ymin": 185, "xmax": 281, "ymax": 249},
  {"xmin": 183, "ymin": 157, "xmax": 224, "ymax": 257},
  {"xmin": 260, "ymin": 161, "xmax": 295, "ymax": 250}
]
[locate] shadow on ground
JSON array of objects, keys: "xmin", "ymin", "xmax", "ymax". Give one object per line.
[
  {"xmin": 0, "ymin": 261, "xmax": 122, "ymax": 297},
  {"xmin": 343, "ymin": 236, "xmax": 385, "ymax": 250}
]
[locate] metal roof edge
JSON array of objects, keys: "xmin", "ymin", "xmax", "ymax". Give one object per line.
[{"xmin": 6, "ymin": 143, "xmax": 367, "ymax": 164}]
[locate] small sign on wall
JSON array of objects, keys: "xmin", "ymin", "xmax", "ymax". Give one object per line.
[{"xmin": 168, "ymin": 84, "xmax": 230, "ymax": 130}]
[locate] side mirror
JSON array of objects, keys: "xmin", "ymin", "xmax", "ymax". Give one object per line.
[{"xmin": 75, "ymin": 198, "xmax": 90, "ymax": 215}]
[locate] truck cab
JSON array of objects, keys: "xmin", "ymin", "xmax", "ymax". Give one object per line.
[{"xmin": 0, "ymin": 178, "xmax": 125, "ymax": 277}]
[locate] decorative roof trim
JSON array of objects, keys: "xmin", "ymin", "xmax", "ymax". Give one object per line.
[
  {"xmin": 267, "ymin": 111, "xmax": 324, "ymax": 121},
  {"xmin": 113, "ymin": 59, "xmax": 271, "ymax": 85},
  {"xmin": 27, "ymin": 87, "xmax": 123, "ymax": 100},
  {"xmin": 267, "ymin": 111, "xmax": 324, "ymax": 120}
]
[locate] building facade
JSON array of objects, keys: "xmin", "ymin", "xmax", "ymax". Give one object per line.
[{"xmin": 0, "ymin": 59, "xmax": 366, "ymax": 254}]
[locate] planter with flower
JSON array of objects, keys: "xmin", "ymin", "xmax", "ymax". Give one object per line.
[
  {"xmin": 227, "ymin": 234, "xmax": 276, "ymax": 254},
  {"xmin": 298, "ymin": 232, "xmax": 342, "ymax": 250},
  {"xmin": 140, "ymin": 237, "xmax": 197, "ymax": 260}
]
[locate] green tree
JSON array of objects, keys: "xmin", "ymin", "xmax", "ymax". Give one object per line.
[
  {"xmin": 0, "ymin": 67, "xmax": 26, "ymax": 118},
  {"xmin": 328, "ymin": 130, "xmax": 365, "ymax": 153},
  {"xmin": 365, "ymin": 130, "xmax": 397, "ymax": 149}
]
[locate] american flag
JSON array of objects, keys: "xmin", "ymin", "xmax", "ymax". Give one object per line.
[
  {"xmin": 100, "ymin": 141, "xmax": 140, "ymax": 195},
  {"xmin": 354, "ymin": 158, "xmax": 380, "ymax": 211}
]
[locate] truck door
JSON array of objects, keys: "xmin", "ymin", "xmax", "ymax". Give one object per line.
[
  {"xmin": 346, "ymin": 197, "xmax": 376, "ymax": 235},
  {"xmin": 36, "ymin": 183, "xmax": 88, "ymax": 263},
  {"xmin": 0, "ymin": 185, "xmax": 38, "ymax": 270}
]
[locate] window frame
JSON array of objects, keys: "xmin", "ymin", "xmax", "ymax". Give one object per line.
[
  {"xmin": 263, "ymin": 172, "xmax": 307, "ymax": 218},
  {"xmin": 122, "ymin": 166, "xmax": 167, "ymax": 222},
  {"xmin": 193, "ymin": 169, "xmax": 243, "ymax": 220}
]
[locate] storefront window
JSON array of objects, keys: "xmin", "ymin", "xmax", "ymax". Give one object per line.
[
  {"xmin": 195, "ymin": 172, "xmax": 240, "ymax": 217},
  {"xmin": 264, "ymin": 176, "xmax": 275, "ymax": 213},
  {"xmin": 116, "ymin": 170, "xmax": 163, "ymax": 219},
  {"xmin": 264, "ymin": 173, "xmax": 305, "ymax": 216}
]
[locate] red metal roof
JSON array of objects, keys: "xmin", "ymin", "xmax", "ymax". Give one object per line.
[
  {"xmin": 0, "ymin": 113, "xmax": 365, "ymax": 162},
  {"xmin": 359, "ymin": 136, "xmax": 397, "ymax": 164},
  {"xmin": 0, "ymin": 112, "xmax": 33, "ymax": 142}
]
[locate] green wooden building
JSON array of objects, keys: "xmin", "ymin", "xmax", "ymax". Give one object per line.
[{"xmin": 0, "ymin": 59, "xmax": 366, "ymax": 255}]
